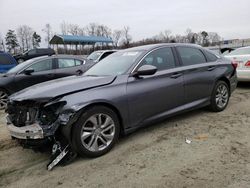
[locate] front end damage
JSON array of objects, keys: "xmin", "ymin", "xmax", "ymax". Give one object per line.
[{"xmin": 5, "ymin": 98, "xmax": 79, "ymax": 170}]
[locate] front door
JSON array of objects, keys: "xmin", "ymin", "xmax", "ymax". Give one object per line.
[{"xmin": 127, "ymin": 47, "xmax": 184, "ymax": 126}]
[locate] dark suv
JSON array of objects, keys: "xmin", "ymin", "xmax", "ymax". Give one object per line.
[
  {"xmin": 0, "ymin": 51, "xmax": 17, "ymax": 73},
  {"xmin": 14, "ymin": 48, "xmax": 55, "ymax": 63}
]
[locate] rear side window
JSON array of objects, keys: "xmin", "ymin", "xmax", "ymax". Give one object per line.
[
  {"xmin": 99, "ymin": 52, "xmax": 114, "ymax": 61},
  {"xmin": 204, "ymin": 50, "xmax": 218, "ymax": 62},
  {"xmin": 0, "ymin": 54, "xmax": 12, "ymax": 65},
  {"xmin": 140, "ymin": 47, "xmax": 176, "ymax": 71},
  {"xmin": 29, "ymin": 59, "xmax": 53, "ymax": 72},
  {"xmin": 58, "ymin": 58, "xmax": 82, "ymax": 68},
  {"xmin": 177, "ymin": 47, "xmax": 206, "ymax": 66}
]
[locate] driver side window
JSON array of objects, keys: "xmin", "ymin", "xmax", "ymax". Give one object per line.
[
  {"xmin": 28, "ymin": 59, "xmax": 53, "ymax": 72},
  {"xmin": 140, "ymin": 47, "xmax": 176, "ymax": 71}
]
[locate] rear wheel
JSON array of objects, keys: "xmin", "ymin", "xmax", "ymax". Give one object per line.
[
  {"xmin": 72, "ymin": 106, "xmax": 120, "ymax": 158},
  {"xmin": 209, "ymin": 81, "xmax": 229, "ymax": 112},
  {"xmin": 0, "ymin": 89, "xmax": 8, "ymax": 110}
]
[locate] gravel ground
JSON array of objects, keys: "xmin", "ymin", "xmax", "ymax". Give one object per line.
[{"xmin": 0, "ymin": 83, "xmax": 250, "ymax": 188}]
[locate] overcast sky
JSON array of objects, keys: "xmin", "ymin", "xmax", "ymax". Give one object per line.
[{"xmin": 0, "ymin": 0, "xmax": 250, "ymax": 44}]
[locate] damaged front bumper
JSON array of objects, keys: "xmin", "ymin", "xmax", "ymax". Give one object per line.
[{"xmin": 6, "ymin": 121, "xmax": 44, "ymax": 140}]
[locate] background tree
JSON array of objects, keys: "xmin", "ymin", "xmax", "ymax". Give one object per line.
[
  {"xmin": 42, "ymin": 23, "xmax": 53, "ymax": 47},
  {"xmin": 0, "ymin": 33, "xmax": 6, "ymax": 51},
  {"xmin": 122, "ymin": 26, "xmax": 132, "ymax": 48},
  {"xmin": 112, "ymin": 30, "xmax": 122, "ymax": 47},
  {"xmin": 201, "ymin": 31, "xmax": 209, "ymax": 46},
  {"xmin": 5, "ymin": 30, "xmax": 19, "ymax": 54},
  {"xmin": 17, "ymin": 25, "xmax": 33, "ymax": 52},
  {"xmin": 32, "ymin": 32, "xmax": 41, "ymax": 48}
]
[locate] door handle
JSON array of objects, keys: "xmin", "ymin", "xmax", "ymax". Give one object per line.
[
  {"xmin": 170, "ymin": 72, "xmax": 182, "ymax": 79},
  {"xmin": 207, "ymin": 66, "xmax": 216, "ymax": 71}
]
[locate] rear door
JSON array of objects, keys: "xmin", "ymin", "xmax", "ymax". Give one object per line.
[
  {"xmin": 14, "ymin": 58, "xmax": 56, "ymax": 91},
  {"xmin": 127, "ymin": 47, "xmax": 184, "ymax": 126},
  {"xmin": 54, "ymin": 58, "xmax": 86, "ymax": 78},
  {"xmin": 176, "ymin": 46, "xmax": 217, "ymax": 105}
]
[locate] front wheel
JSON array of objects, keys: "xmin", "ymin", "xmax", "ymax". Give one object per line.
[
  {"xmin": 209, "ymin": 81, "xmax": 229, "ymax": 112},
  {"xmin": 0, "ymin": 89, "xmax": 8, "ymax": 110},
  {"xmin": 72, "ymin": 106, "xmax": 120, "ymax": 158}
]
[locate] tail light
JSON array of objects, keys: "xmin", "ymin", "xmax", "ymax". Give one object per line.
[
  {"xmin": 245, "ymin": 61, "xmax": 250, "ymax": 67},
  {"xmin": 231, "ymin": 61, "xmax": 238, "ymax": 69}
]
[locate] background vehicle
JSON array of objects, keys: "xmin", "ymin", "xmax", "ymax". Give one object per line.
[
  {"xmin": 0, "ymin": 51, "xmax": 17, "ymax": 73},
  {"xmin": 6, "ymin": 44, "xmax": 237, "ymax": 168},
  {"xmin": 14, "ymin": 48, "xmax": 55, "ymax": 63},
  {"xmin": 225, "ymin": 46, "xmax": 250, "ymax": 81},
  {"xmin": 87, "ymin": 50, "xmax": 117, "ymax": 63},
  {"xmin": 0, "ymin": 55, "xmax": 92, "ymax": 109}
]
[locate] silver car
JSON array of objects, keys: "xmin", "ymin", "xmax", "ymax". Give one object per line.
[{"xmin": 225, "ymin": 46, "xmax": 250, "ymax": 81}]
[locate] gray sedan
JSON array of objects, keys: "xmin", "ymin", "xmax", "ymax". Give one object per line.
[{"xmin": 6, "ymin": 43, "xmax": 237, "ymax": 169}]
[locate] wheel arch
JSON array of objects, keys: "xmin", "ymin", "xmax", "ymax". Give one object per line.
[{"xmin": 216, "ymin": 76, "xmax": 231, "ymax": 96}]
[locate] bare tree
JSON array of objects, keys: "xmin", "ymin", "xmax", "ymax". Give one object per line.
[
  {"xmin": 17, "ymin": 25, "xmax": 33, "ymax": 52},
  {"xmin": 112, "ymin": 30, "xmax": 122, "ymax": 47},
  {"xmin": 86, "ymin": 23, "xmax": 98, "ymax": 36},
  {"xmin": 158, "ymin": 30, "xmax": 172, "ymax": 42},
  {"xmin": 68, "ymin": 24, "xmax": 80, "ymax": 35},
  {"xmin": 60, "ymin": 21, "xmax": 69, "ymax": 35},
  {"xmin": 0, "ymin": 33, "xmax": 5, "ymax": 51},
  {"xmin": 122, "ymin": 26, "xmax": 132, "ymax": 48},
  {"xmin": 42, "ymin": 23, "xmax": 53, "ymax": 47},
  {"xmin": 208, "ymin": 32, "xmax": 221, "ymax": 46}
]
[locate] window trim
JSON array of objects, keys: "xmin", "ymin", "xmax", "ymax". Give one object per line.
[
  {"xmin": 130, "ymin": 46, "xmax": 178, "ymax": 74},
  {"xmin": 175, "ymin": 45, "xmax": 208, "ymax": 67}
]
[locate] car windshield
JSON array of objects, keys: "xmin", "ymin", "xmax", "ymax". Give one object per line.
[
  {"xmin": 85, "ymin": 50, "xmax": 144, "ymax": 76},
  {"xmin": 7, "ymin": 59, "xmax": 35, "ymax": 73},
  {"xmin": 227, "ymin": 48, "xmax": 250, "ymax": 55},
  {"xmin": 87, "ymin": 51, "xmax": 103, "ymax": 61}
]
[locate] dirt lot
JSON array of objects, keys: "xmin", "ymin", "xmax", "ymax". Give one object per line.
[{"xmin": 1, "ymin": 83, "xmax": 250, "ymax": 188}]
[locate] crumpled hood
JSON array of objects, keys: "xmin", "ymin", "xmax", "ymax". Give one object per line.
[{"xmin": 10, "ymin": 75, "xmax": 116, "ymax": 102}]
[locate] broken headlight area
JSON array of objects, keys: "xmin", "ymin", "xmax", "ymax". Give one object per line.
[
  {"xmin": 6, "ymin": 99, "xmax": 78, "ymax": 170},
  {"xmin": 39, "ymin": 101, "xmax": 67, "ymax": 126}
]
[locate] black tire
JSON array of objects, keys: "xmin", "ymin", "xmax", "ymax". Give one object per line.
[
  {"xmin": 72, "ymin": 106, "xmax": 120, "ymax": 158},
  {"xmin": 0, "ymin": 88, "xmax": 9, "ymax": 110},
  {"xmin": 209, "ymin": 80, "xmax": 229, "ymax": 112}
]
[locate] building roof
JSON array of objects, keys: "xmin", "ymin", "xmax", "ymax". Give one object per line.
[{"xmin": 50, "ymin": 34, "xmax": 113, "ymax": 45}]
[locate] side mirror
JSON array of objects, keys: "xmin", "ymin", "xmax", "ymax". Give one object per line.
[
  {"xmin": 133, "ymin": 65, "xmax": 157, "ymax": 77},
  {"xmin": 23, "ymin": 68, "xmax": 34, "ymax": 75}
]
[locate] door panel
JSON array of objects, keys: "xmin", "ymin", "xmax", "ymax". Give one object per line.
[
  {"xmin": 126, "ymin": 47, "xmax": 184, "ymax": 126},
  {"xmin": 176, "ymin": 46, "xmax": 216, "ymax": 104},
  {"xmin": 14, "ymin": 58, "xmax": 55, "ymax": 92},
  {"xmin": 127, "ymin": 70, "xmax": 184, "ymax": 126},
  {"xmin": 54, "ymin": 58, "xmax": 86, "ymax": 78}
]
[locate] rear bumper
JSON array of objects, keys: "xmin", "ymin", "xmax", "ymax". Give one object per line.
[{"xmin": 237, "ymin": 69, "xmax": 250, "ymax": 81}]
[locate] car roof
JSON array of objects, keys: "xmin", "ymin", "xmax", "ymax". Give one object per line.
[{"xmin": 25, "ymin": 55, "xmax": 86, "ymax": 62}]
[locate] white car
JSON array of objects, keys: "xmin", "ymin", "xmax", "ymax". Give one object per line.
[{"xmin": 225, "ymin": 46, "xmax": 250, "ymax": 81}]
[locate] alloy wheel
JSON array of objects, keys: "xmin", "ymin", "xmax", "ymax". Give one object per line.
[
  {"xmin": 215, "ymin": 84, "xmax": 228, "ymax": 109},
  {"xmin": 0, "ymin": 91, "xmax": 8, "ymax": 110},
  {"xmin": 80, "ymin": 113, "xmax": 115, "ymax": 152}
]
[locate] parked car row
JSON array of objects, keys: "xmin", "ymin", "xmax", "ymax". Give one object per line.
[
  {"xmin": 4, "ymin": 43, "xmax": 238, "ymax": 170},
  {"xmin": 0, "ymin": 49, "xmax": 117, "ymax": 109}
]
